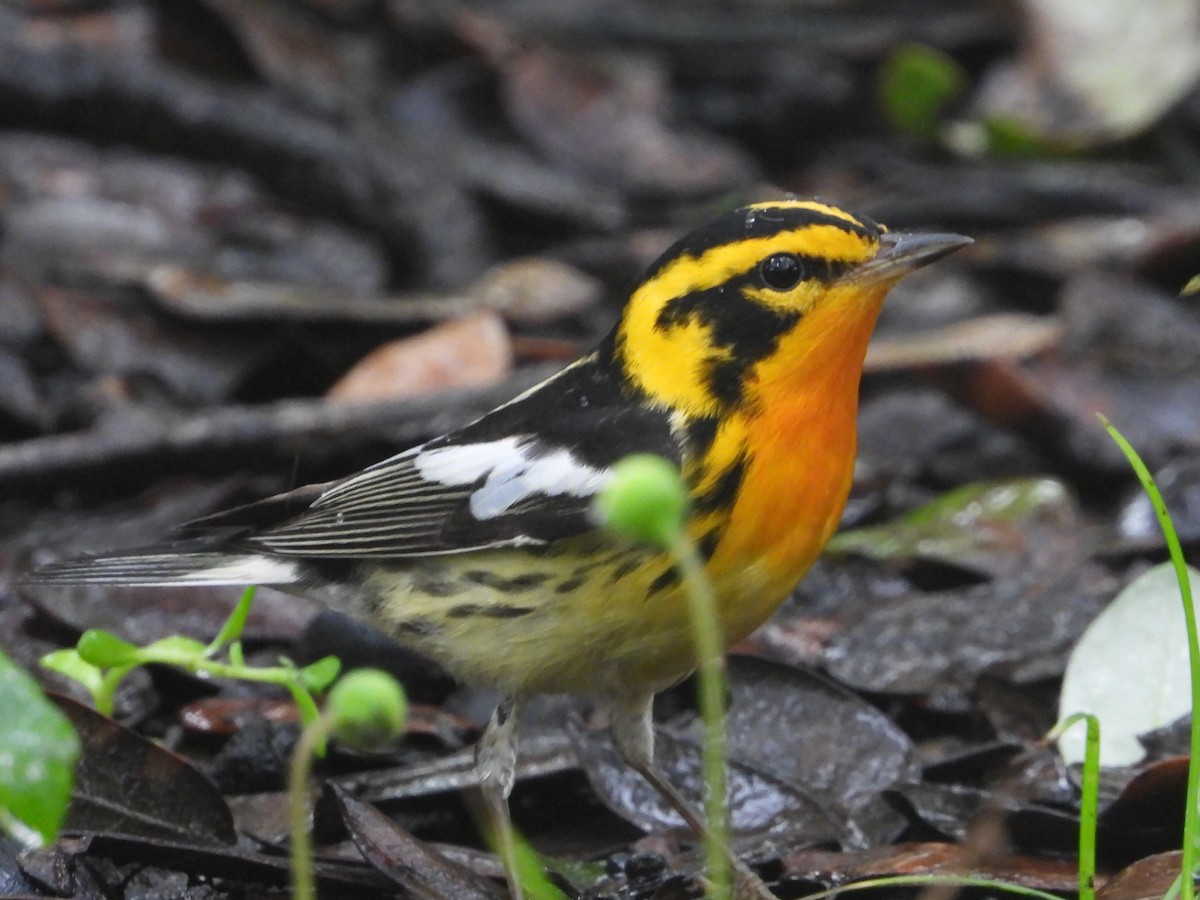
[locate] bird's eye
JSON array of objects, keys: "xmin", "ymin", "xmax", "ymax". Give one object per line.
[{"xmin": 758, "ymin": 253, "xmax": 804, "ymax": 291}]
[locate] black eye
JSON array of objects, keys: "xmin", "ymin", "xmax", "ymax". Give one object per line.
[{"xmin": 758, "ymin": 253, "xmax": 804, "ymax": 290}]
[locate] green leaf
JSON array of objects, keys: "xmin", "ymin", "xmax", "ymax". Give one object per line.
[
  {"xmin": 879, "ymin": 43, "xmax": 967, "ymax": 138},
  {"xmin": 142, "ymin": 636, "xmax": 207, "ymax": 659},
  {"xmin": 300, "ymin": 656, "xmax": 341, "ymax": 692},
  {"xmin": 982, "ymin": 116, "xmax": 1071, "ymax": 158},
  {"xmin": 209, "ymin": 585, "xmax": 257, "ymax": 653},
  {"xmin": 0, "ymin": 651, "xmax": 80, "ymax": 844},
  {"xmin": 76, "ymin": 630, "xmax": 139, "ymax": 668},
  {"xmin": 1058, "ymin": 562, "xmax": 1200, "ymax": 765},
  {"xmin": 40, "ymin": 650, "xmax": 103, "ymax": 695},
  {"xmin": 827, "ymin": 478, "xmax": 1071, "ymax": 571}
]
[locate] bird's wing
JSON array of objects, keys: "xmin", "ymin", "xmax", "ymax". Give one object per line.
[{"xmin": 220, "ymin": 363, "xmax": 681, "ymax": 559}]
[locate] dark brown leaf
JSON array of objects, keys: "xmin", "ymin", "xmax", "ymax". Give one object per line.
[
  {"xmin": 53, "ymin": 694, "xmax": 237, "ymax": 845},
  {"xmin": 1097, "ymin": 851, "xmax": 1184, "ymax": 900},
  {"xmin": 334, "ymin": 785, "xmax": 505, "ymax": 899}
]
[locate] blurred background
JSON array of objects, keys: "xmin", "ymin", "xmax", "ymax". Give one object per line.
[{"xmin": 2, "ymin": 0, "xmax": 1200, "ymax": 896}]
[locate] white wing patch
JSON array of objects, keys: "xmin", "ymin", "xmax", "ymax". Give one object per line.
[
  {"xmin": 177, "ymin": 556, "xmax": 301, "ymax": 585},
  {"xmin": 413, "ymin": 437, "xmax": 610, "ymax": 520}
]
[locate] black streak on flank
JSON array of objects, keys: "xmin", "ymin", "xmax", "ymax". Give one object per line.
[
  {"xmin": 447, "ymin": 603, "xmax": 535, "ymax": 619},
  {"xmin": 694, "ymin": 456, "xmax": 747, "ymax": 513},
  {"xmin": 610, "ymin": 557, "xmax": 642, "ymax": 583},
  {"xmin": 398, "ymin": 618, "xmax": 440, "ymax": 637},
  {"xmin": 697, "ymin": 529, "xmax": 722, "ymax": 561},
  {"xmin": 465, "ymin": 570, "xmax": 551, "ymax": 592},
  {"xmin": 647, "ymin": 568, "xmax": 679, "ymax": 596}
]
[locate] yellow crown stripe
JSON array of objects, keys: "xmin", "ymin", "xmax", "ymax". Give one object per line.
[{"xmin": 744, "ymin": 199, "xmax": 870, "ymax": 231}]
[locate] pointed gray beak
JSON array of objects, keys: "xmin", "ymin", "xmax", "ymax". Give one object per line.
[{"xmin": 846, "ymin": 231, "xmax": 973, "ymax": 285}]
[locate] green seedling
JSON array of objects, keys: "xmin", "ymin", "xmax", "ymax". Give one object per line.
[
  {"xmin": 289, "ymin": 668, "xmax": 407, "ymax": 900},
  {"xmin": 41, "ymin": 586, "xmax": 340, "ymax": 728},
  {"xmin": 598, "ymin": 454, "xmax": 731, "ymax": 899}
]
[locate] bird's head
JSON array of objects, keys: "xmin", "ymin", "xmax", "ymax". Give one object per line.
[{"xmin": 611, "ymin": 199, "xmax": 971, "ymax": 418}]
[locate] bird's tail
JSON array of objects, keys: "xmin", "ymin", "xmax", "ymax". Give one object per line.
[{"xmin": 25, "ymin": 547, "xmax": 302, "ymax": 588}]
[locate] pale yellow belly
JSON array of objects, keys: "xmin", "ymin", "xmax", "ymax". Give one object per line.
[{"xmin": 361, "ymin": 534, "xmax": 791, "ymax": 700}]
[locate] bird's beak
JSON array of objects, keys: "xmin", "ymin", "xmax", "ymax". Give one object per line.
[{"xmin": 845, "ymin": 231, "xmax": 973, "ymax": 286}]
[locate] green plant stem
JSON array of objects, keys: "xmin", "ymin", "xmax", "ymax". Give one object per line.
[
  {"xmin": 288, "ymin": 714, "xmax": 331, "ymax": 900},
  {"xmin": 669, "ymin": 533, "xmax": 730, "ymax": 899},
  {"xmin": 95, "ymin": 665, "xmax": 138, "ymax": 716},
  {"xmin": 1052, "ymin": 713, "xmax": 1099, "ymax": 900},
  {"xmin": 1104, "ymin": 418, "xmax": 1199, "ymax": 900},
  {"xmin": 206, "ymin": 585, "xmax": 257, "ymax": 656},
  {"xmin": 794, "ymin": 874, "xmax": 1066, "ymax": 900}
]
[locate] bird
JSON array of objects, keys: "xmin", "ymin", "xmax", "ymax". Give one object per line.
[{"xmin": 28, "ymin": 199, "xmax": 971, "ymax": 896}]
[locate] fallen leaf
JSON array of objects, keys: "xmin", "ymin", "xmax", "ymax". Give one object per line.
[
  {"xmin": 53, "ymin": 694, "xmax": 237, "ymax": 844},
  {"xmin": 974, "ymin": 0, "xmax": 1200, "ymax": 143},
  {"xmin": 1058, "ymin": 562, "xmax": 1200, "ymax": 766},
  {"xmin": 326, "ymin": 312, "xmax": 513, "ymax": 404},
  {"xmin": 334, "ymin": 785, "xmax": 504, "ymax": 899},
  {"xmin": 865, "ymin": 313, "xmax": 1060, "ymax": 372}
]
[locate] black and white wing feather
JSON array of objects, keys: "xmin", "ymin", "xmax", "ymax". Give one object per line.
[
  {"xmin": 26, "ymin": 357, "xmax": 680, "ymax": 582},
  {"xmin": 236, "ymin": 356, "xmax": 680, "ymax": 559}
]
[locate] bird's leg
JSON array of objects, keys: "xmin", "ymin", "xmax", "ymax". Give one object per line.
[
  {"xmin": 475, "ymin": 696, "xmax": 525, "ymax": 900},
  {"xmin": 609, "ymin": 693, "xmax": 776, "ymax": 900}
]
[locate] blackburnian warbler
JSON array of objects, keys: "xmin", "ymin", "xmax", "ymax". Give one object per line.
[{"xmin": 30, "ymin": 200, "xmax": 969, "ymax": 894}]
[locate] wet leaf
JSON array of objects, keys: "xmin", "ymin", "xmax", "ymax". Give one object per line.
[
  {"xmin": 333, "ymin": 785, "xmax": 504, "ymax": 899},
  {"xmin": 825, "ymin": 561, "xmax": 1114, "ymax": 697},
  {"xmin": 1099, "ymin": 755, "xmax": 1186, "ymax": 837},
  {"xmin": 1096, "ymin": 850, "xmax": 1183, "ymax": 900},
  {"xmin": 827, "ymin": 479, "xmax": 1075, "ymax": 578},
  {"xmin": 1058, "ymin": 562, "xmax": 1200, "ymax": 765},
  {"xmin": 571, "ymin": 717, "xmax": 840, "ymax": 848},
  {"xmin": 856, "ymin": 388, "xmax": 1046, "ymax": 487},
  {"xmin": 723, "ymin": 657, "xmax": 918, "ymax": 846},
  {"xmin": 52, "ymin": 694, "xmax": 237, "ymax": 844},
  {"xmin": 82, "ymin": 830, "xmax": 390, "ymax": 889},
  {"xmin": 1115, "ymin": 456, "xmax": 1200, "ymax": 550},
  {"xmin": 781, "ymin": 841, "xmax": 1082, "ymax": 893}
]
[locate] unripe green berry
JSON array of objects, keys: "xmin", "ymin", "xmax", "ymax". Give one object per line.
[
  {"xmin": 596, "ymin": 455, "xmax": 689, "ymax": 548},
  {"xmin": 327, "ymin": 669, "xmax": 407, "ymax": 751}
]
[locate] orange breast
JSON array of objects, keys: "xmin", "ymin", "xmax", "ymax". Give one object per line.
[{"xmin": 703, "ymin": 283, "xmax": 889, "ymax": 642}]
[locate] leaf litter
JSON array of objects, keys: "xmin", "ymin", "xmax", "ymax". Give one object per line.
[{"xmin": 1, "ymin": 0, "xmax": 1200, "ymax": 895}]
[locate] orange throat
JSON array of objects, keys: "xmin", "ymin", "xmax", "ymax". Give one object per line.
[{"xmin": 705, "ymin": 284, "xmax": 889, "ymax": 608}]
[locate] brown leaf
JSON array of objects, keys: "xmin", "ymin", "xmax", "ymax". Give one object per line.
[
  {"xmin": 53, "ymin": 694, "xmax": 237, "ymax": 845},
  {"xmin": 865, "ymin": 313, "xmax": 1061, "ymax": 372},
  {"xmin": 782, "ymin": 842, "xmax": 1083, "ymax": 892},
  {"xmin": 326, "ymin": 311, "xmax": 513, "ymax": 404},
  {"xmin": 1097, "ymin": 851, "xmax": 1184, "ymax": 900},
  {"xmin": 333, "ymin": 785, "xmax": 505, "ymax": 900}
]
